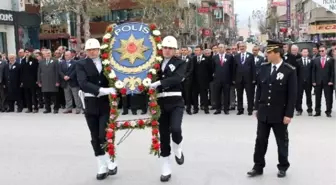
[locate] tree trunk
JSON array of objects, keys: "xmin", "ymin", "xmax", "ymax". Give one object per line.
[
  {"xmin": 76, "ymin": 4, "xmax": 82, "ymax": 51},
  {"xmin": 83, "ymin": 13, "xmax": 91, "ymax": 41}
]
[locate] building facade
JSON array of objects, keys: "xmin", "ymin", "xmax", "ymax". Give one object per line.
[{"xmin": 0, "ymin": 9, "xmax": 16, "ymax": 54}]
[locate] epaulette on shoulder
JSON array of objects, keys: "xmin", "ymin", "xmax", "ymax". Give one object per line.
[
  {"xmin": 261, "ymin": 62, "xmax": 271, "ymax": 66},
  {"xmin": 284, "ymin": 62, "xmax": 296, "ymax": 70}
]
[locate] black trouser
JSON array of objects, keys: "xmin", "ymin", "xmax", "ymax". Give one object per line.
[
  {"xmin": 192, "ymin": 85, "xmax": 209, "ymax": 111},
  {"xmin": 19, "ymin": 87, "xmax": 26, "ymax": 108},
  {"xmin": 122, "ymin": 95, "xmax": 131, "ymax": 113},
  {"xmin": 314, "ymin": 84, "xmax": 333, "ymax": 114},
  {"xmin": 236, "ymin": 81, "xmax": 254, "ymax": 113},
  {"xmin": 253, "ymin": 120, "xmax": 290, "ymax": 172},
  {"xmin": 24, "ymin": 87, "xmax": 38, "ymax": 111},
  {"xmin": 57, "ymin": 87, "xmax": 65, "ymax": 108},
  {"xmin": 36, "ymin": 87, "xmax": 44, "ymax": 107},
  {"xmin": 214, "ymin": 82, "xmax": 230, "ymax": 112},
  {"xmin": 44, "ymin": 92, "xmax": 59, "ymax": 111},
  {"xmin": 158, "ymin": 98, "xmax": 184, "ymax": 157},
  {"xmin": 85, "ymin": 113, "xmax": 109, "ymax": 156},
  {"xmin": 0, "ymin": 84, "xmax": 6, "ymax": 111},
  {"xmin": 296, "ymin": 82, "xmax": 312, "ymax": 113},
  {"xmin": 183, "ymin": 80, "xmax": 193, "ymax": 111}
]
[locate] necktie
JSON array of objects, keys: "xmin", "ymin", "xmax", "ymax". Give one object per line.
[
  {"xmin": 271, "ymin": 65, "xmax": 277, "ymax": 76},
  {"xmin": 241, "ymin": 53, "xmax": 245, "ymax": 64},
  {"xmin": 198, "ymin": 57, "xmax": 201, "ymax": 63},
  {"xmin": 46, "ymin": 59, "xmax": 49, "ymax": 65},
  {"xmin": 321, "ymin": 57, "xmax": 325, "ymax": 68},
  {"xmin": 220, "ymin": 55, "xmax": 224, "ymax": 66},
  {"xmin": 183, "ymin": 56, "xmax": 186, "ymax": 60}
]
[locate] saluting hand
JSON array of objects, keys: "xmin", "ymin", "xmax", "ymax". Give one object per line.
[{"xmin": 283, "ymin": 117, "xmax": 291, "ymax": 125}]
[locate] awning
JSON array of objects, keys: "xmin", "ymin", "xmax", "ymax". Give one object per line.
[{"xmin": 39, "ymin": 33, "xmax": 70, "ymax": 40}]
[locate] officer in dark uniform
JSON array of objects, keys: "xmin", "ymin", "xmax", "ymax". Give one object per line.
[
  {"xmin": 247, "ymin": 40, "xmax": 297, "ymax": 178},
  {"xmin": 76, "ymin": 38, "xmax": 117, "ymax": 180},
  {"xmin": 149, "ymin": 36, "xmax": 186, "ymax": 182}
]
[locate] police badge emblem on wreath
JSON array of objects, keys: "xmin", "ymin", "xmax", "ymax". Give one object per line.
[{"xmin": 100, "ymin": 22, "xmax": 163, "ymax": 160}]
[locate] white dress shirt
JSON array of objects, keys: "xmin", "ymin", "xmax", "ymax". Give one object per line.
[
  {"xmin": 161, "ymin": 58, "xmax": 170, "ymax": 71},
  {"xmin": 92, "ymin": 58, "xmax": 102, "ymax": 73},
  {"xmin": 271, "ymin": 60, "xmax": 283, "ymax": 74}
]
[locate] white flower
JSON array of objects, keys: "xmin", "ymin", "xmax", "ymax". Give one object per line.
[
  {"xmin": 108, "ymin": 70, "xmax": 116, "ymax": 79},
  {"xmin": 155, "ymin": 56, "xmax": 163, "ymax": 62},
  {"xmin": 103, "ymin": 33, "xmax": 111, "ymax": 39},
  {"xmin": 101, "ymin": 44, "xmax": 108, "ymax": 50},
  {"xmin": 152, "ymin": 30, "xmax": 161, "ymax": 36},
  {"xmin": 142, "ymin": 78, "xmax": 152, "ymax": 87},
  {"xmin": 102, "ymin": 59, "xmax": 110, "ymax": 65},
  {"xmin": 276, "ymin": 72, "xmax": 284, "ymax": 80},
  {"xmin": 130, "ymin": 121, "xmax": 137, "ymax": 127},
  {"xmin": 157, "ymin": 43, "xmax": 162, "ymax": 50},
  {"xmin": 114, "ymin": 80, "xmax": 124, "ymax": 89},
  {"xmin": 112, "ymin": 101, "xmax": 118, "ymax": 106},
  {"xmin": 149, "ymin": 68, "xmax": 157, "ymax": 75}
]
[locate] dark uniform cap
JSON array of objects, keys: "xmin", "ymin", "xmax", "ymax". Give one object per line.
[{"xmin": 266, "ymin": 40, "xmax": 284, "ymax": 53}]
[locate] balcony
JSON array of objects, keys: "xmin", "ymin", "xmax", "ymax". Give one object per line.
[{"xmin": 309, "ymin": 8, "xmax": 336, "ymax": 23}]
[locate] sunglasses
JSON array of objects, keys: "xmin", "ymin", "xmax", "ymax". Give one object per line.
[{"xmin": 163, "ymin": 47, "xmax": 174, "ymax": 50}]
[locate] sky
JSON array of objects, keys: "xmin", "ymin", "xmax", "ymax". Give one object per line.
[{"xmin": 234, "ymin": 0, "xmax": 268, "ymax": 34}]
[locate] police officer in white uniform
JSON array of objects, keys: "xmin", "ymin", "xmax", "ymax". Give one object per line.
[
  {"xmin": 76, "ymin": 39, "xmax": 118, "ymax": 180},
  {"xmin": 150, "ymin": 36, "xmax": 187, "ymax": 182}
]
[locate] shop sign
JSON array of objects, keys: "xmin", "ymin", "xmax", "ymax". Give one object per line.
[
  {"xmin": 40, "ymin": 24, "xmax": 68, "ymax": 34},
  {"xmin": 309, "ymin": 24, "xmax": 336, "ymax": 34},
  {"xmin": 0, "ymin": 12, "xmax": 14, "ymax": 23}
]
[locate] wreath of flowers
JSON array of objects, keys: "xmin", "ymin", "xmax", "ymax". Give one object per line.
[{"xmin": 100, "ymin": 23, "xmax": 163, "ymax": 160}]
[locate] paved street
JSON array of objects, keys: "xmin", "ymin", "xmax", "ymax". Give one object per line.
[{"xmin": 0, "ymin": 101, "xmax": 335, "ymax": 185}]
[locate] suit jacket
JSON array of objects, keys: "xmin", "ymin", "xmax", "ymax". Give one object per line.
[
  {"xmin": 37, "ymin": 58, "xmax": 60, "ymax": 92},
  {"xmin": 255, "ymin": 62, "xmax": 297, "ymax": 123},
  {"xmin": 181, "ymin": 55, "xmax": 193, "ymax": 82},
  {"xmin": 312, "ymin": 56, "xmax": 335, "ymax": 85},
  {"xmin": 16, "ymin": 57, "xmax": 27, "ymax": 65},
  {"xmin": 212, "ymin": 53, "xmax": 234, "ymax": 84},
  {"xmin": 254, "ymin": 55, "xmax": 265, "ymax": 75},
  {"xmin": 76, "ymin": 58, "xmax": 110, "ymax": 115},
  {"xmin": 59, "ymin": 60, "xmax": 78, "ymax": 88},
  {"xmin": 192, "ymin": 55, "xmax": 213, "ymax": 87},
  {"xmin": 0, "ymin": 60, "xmax": 7, "ymax": 84},
  {"xmin": 284, "ymin": 53, "xmax": 300, "ymax": 76},
  {"xmin": 4, "ymin": 62, "xmax": 21, "ymax": 100},
  {"xmin": 233, "ymin": 52, "xmax": 256, "ymax": 83},
  {"xmin": 297, "ymin": 57, "xmax": 313, "ymax": 85},
  {"xmin": 20, "ymin": 55, "xmax": 39, "ymax": 88}
]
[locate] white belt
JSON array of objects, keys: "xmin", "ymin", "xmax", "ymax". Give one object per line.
[
  {"xmin": 78, "ymin": 90, "xmax": 107, "ymax": 109},
  {"xmin": 157, "ymin": 92, "xmax": 182, "ymax": 98}
]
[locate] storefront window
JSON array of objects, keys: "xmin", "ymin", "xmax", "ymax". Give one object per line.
[
  {"xmin": 18, "ymin": 26, "xmax": 40, "ymax": 50},
  {"xmin": 0, "ymin": 32, "xmax": 7, "ymax": 53}
]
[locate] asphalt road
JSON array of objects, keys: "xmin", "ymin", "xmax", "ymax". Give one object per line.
[{"xmin": 0, "ymin": 100, "xmax": 335, "ymax": 185}]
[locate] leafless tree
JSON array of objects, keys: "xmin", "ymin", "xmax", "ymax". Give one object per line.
[{"xmin": 252, "ymin": 9, "xmax": 267, "ymax": 34}]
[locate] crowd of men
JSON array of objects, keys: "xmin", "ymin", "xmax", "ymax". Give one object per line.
[{"xmin": 0, "ymin": 42, "xmax": 335, "ymax": 117}]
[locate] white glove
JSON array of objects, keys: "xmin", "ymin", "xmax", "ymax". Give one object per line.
[
  {"xmin": 149, "ymin": 81, "xmax": 161, "ymax": 89},
  {"xmin": 107, "ymin": 87, "xmax": 116, "ymax": 94},
  {"xmin": 98, "ymin": 87, "xmax": 116, "ymax": 96}
]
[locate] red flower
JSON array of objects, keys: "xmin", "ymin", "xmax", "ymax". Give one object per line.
[
  {"xmin": 106, "ymin": 132, "xmax": 114, "ymax": 139},
  {"xmin": 105, "ymin": 66, "xmax": 111, "ymax": 72},
  {"xmin": 103, "ymin": 38, "xmax": 110, "ymax": 43},
  {"xmin": 101, "ymin": 53, "xmax": 109, "ymax": 59},
  {"xmin": 138, "ymin": 119, "xmax": 145, "ymax": 126},
  {"xmin": 147, "ymin": 73, "xmax": 153, "ymax": 79},
  {"xmin": 138, "ymin": 84, "xmax": 144, "ymax": 92},
  {"xmin": 157, "ymin": 50, "xmax": 163, "ymax": 55},
  {"xmin": 152, "ymin": 137, "xmax": 159, "ymax": 144},
  {"xmin": 110, "ymin": 109, "xmax": 117, "ymax": 114},
  {"xmin": 123, "ymin": 121, "xmax": 130, "ymax": 127},
  {"xmin": 107, "ymin": 144, "xmax": 114, "ymax": 150},
  {"xmin": 108, "ymin": 148, "xmax": 115, "ymax": 156},
  {"xmin": 155, "ymin": 37, "xmax": 161, "ymax": 42},
  {"xmin": 149, "ymin": 102, "xmax": 157, "ymax": 107},
  {"xmin": 154, "ymin": 63, "xmax": 160, "ymax": 70},
  {"xmin": 149, "ymin": 24, "xmax": 157, "ymax": 30},
  {"xmin": 109, "ymin": 123, "xmax": 115, "ymax": 129},
  {"xmin": 152, "ymin": 128, "xmax": 159, "ymax": 135},
  {"xmin": 106, "ymin": 25, "xmax": 113, "ymax": 32},
  {"xmin": 111, "ymin": 94, "xmax": 117, "ymax": 99},
  {"xmin": 120, "ymin": 88, "xmax": 127, "ymax": 95},
  {"xmin": 153, "ymin": 143, "xmax": 160, "ymax": 150},
  {"xmin": 148, "ymin": 88, "xmax": 155, "ymax": 95},
  {"xmin": 151, "ymin": 120, "xmax": 158, "ymax": 126}
]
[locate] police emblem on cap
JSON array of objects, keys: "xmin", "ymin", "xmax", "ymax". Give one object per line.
[{"xmin": 266, "ymin": 40, "xmax": 284, "ymax": 53}]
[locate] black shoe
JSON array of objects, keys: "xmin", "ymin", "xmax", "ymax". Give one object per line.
[
  {"xmin": 33, "ymin": 109, "xmax": 38, "ymax": 113},
  {"xmin": 230, "ymin": 107, "xmax": 235, "ymax": 110},
  {"xmin": 175, "ymin": 153, "xmax": 184, "ymax": 165},
  {"xmin": 313, "ymin": 113, "xmax": 321, "ymax": 117},
  {"xmin": 277, "ymin": 170, "xmax": 286, "ymax": 178},
  {"xmin": 193, "ymin": 110, "xmax": 198, "ymax": 114},
  {"xmin": 132, "ymin": 112, "xmax": 137, "ymax": 115},
  {"xmin": 96, "ymin": 172, "xmax": 108, "ymax": 180},
  {"xmin": 43, "ymin": 110, "xmax": 51, "ymax": 114},
  {"xmin": 247, "ymin": 169, "xmax": 263, "ymax": 177},
  {"xmin": 6, "ymin": 109, "xmax": 14, "ymax": 112},
  {"xmin": 248, "ymin": 112, "xmax": 253, "ymax": 116},
  {"xmin": 210, "ymin": 107, "xmax": 216, "ymax": 110},
  {"xmin": 108, "ymin": 167, "xmax": 118, "ymax": 175},
  {"xmin": 186, "ymin": 110, "xmax": 192, "ymax": 115},
  {"xmin": 204, "ymin": 110, "xmax": 209, "ymax": 114},
  {"xmin": 224, "ymin": 111, "xmax": 229, "ymax": 115},
  {"xmin": 296, "ymin": 111, "xmax": 302, "ymax": 116},
  {"xmin": 214, "ymin": 111, "xmax": 221, "ymax": 115},
  {"xmin": 122, "ymin": 112, "xmax": 128, "ymax": 115},
  {"xmin": 53, "ymin": 110, "xmax": 59, "ymax": 114},
  {"xmin": 326, "ymin": 113, "xmax": 332, "ymax": 117},
  {"xmin": 141, "ymin": 110, "xmax": 147, "ymax": 115},
  {"xmin": 308, "ymin": 112, "xmax": 313, "ymax": 116},
  {"xmin": 237, "ymin": 111, "xmax": 243, "ymax": 115},
  {"xmin": 25, "ymin": 110, "xmax": 32, "ymax": 113},
  {"xmin": 17, "ymin": 109, "xmax": 23, "ymax": 113},
  {"xmin": 160, "ymin": 174, "xmax": 171, "ymax": 182}
]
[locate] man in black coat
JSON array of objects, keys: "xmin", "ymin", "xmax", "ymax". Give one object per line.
[
  {"xmin": 247, "ymin": 40, "xmax": 297, "ymax": 178},
  {"xmin": 192, "ymin": 45, "xmax": 212, "ymax": 114},
  {"xmin": 0, "ymin": 59, "xmax": 7, "ymax": 112},
  {"xmin": 212, "ymin": 44, "xmax": 234, "ymax": 114},
  {"xmin": 180, "ymin": 46, "xmax": 194, "ymax": 114},
  {"xmin": 312, "ymin": 45, "xmax": 334, "ymax": 117},
  {"xmin": 295, "ymin": 48, "xmax": 313, "ymax": 116},
  {"xmin": 233, "ymin": 42, "xmax": 256, "ymax": 115},
  {"xmin": 20, "ymin": 51, "xmax": 39, "ymax": 113},
  {"xmin": 4, "ymin": 54, "xmax": 23, "ymax": 112}
]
